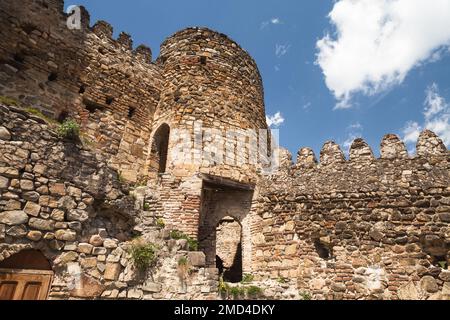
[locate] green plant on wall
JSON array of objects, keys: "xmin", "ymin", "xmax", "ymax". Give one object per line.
[
  {"xmin": 277, "ymin": 276, "xmax": 288, "ymax": 284},
  {"xmin": 129, "ymin": 239, "xmax": 158, "ymax": 271},
  {"xmin": 58, "ymin": 119, "xmax": 80, "ymax": 140},
  {"xmin": 0, "ymin": 96, "xmax": 19, "ymax": 106},
  {"xmin": 25, "ymin": 107, "xmax": 59, "ymax": 125},
  {"xmin": 230, "ymin": 286, "xmax": 245, "ymax": 300},
  {"xmin": 177, "ymin": 256, "xmax": 192, "ymax": 283},
  {"xmin": 170, "ymin": 230, "xmax": 199, "ymax": 251},
  {"xmin": 241, "ymin": 273, "xmax": 254, "ymax": 284},
  {"xmin": 246, "ymin": 285, "xmax": 263, "ymax": 299},
  {"xmin": 156, "ymin": 218, "xmax": 165, "ymax": 228},
  {"xmin": 299, "ymin": 291, "xmax": 312, "ymax": 300}
]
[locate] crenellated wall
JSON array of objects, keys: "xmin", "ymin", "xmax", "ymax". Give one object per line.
[
  {"xmin": 0, "ymin": 0, "xmax": 449, "ymax": 301},
  {"xmin": 251, "ymin": 132, "xmax": 450, "ymax": 300}
]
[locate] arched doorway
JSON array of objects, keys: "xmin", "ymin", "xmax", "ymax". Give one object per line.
[
  {"xmin": 149, "ymin": 123, "xmax": 170, "ymax": 176},
  {"xmin": 215, "ymin": 217, "xmax": 243, "ymax": 283},
  {"xmin": 0, "ymin": 249, "xmax": 53, "ymax": 300},
  {"xmin": 198, "ymin": 177, "xmax": 255, "ymax": 282}
]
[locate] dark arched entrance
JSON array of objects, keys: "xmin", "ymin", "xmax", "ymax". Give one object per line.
[
  {"xmin": 0, "ymin": 249, "xmax": 53, "ymax": 300},
  {"xmin": 149, "ymin": 123, "xmax": 170, "ymax": 176}
]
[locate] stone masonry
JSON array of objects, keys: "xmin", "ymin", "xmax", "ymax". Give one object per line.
[{"xmin": 0, "ymin": 0, "xmax": 449, "ymax": 300}]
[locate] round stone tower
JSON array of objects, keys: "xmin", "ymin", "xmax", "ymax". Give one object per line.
[{"xmin": 149, "ymin": 27, "xmax": 268, "ymax": 183}]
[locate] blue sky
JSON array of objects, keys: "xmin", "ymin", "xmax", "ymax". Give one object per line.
[{"xmin": 66, "ymin": 0, "xmax": 450, "ymax": 158}]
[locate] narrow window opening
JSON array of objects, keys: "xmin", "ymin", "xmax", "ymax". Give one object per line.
[
  {"xmin": 48, "ymin": 72, "xmax": 58, "ymax": 82},
  {"xmin": 83, "ymin": 98, "xmax": 105, "ymax": 114},
  {"xmin": 200, "ymin": 56, "xmax": 207, "ymax": 65},
  {"xmin": 105, "ymin": 96, "xmax": 114, "ymax": 105},
  {"xmin": 78, "ymin": 85, "xmax": 86, "ymax": 94},
  {"xmin": 128, "ymin": 106, "xmax": 136, "ymax": 119},
  {"xmin": 13, "ymin": 53, "xmax": 25, "ymax": 63},
  {"xmin": 57, "ymin": 111, "xmax": 69, "ymax": 123},
  {"xmin": 314, "ymin": 239, "xmax": 331, "ymax": 259},
  {"xmin": 150, "ymin": 124, "xmax": 170, "ymax": 175}
]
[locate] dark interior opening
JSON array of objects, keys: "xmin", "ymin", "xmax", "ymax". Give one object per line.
[
  {"xmin": 431, "ymin": 255, "xmax": 448, "ymax": 269},
  {"xmin": 105, "ymin": 96, "xmax": 114, "ymax": 105},
  {"xmin": 13, "ymin": 53, "xmax": 25, "ymax": 63},
  {"xmin": 57, "ymin": 110, "xmax": 69, "ymax": 123},
  {"xmin": 222, "ymin": 243, "xmax": 243, "ymax": 283},
  {"xmin": 200, "ymin": 56, "xmax": 207, "ymax": 65},
  {"xmin": 21, "ymin": 23, "xmax": 36, "ymax": 34},
  {"xmin": 47, "ymin": 72, "xmax": 58, "ymax": 82},
  {"xmin": 216, "ymin": 255, "xmax": 224, "ymax": 275},
  {"xmin": 314, "ymin": 239, "xmax": 331, "ymax": 259},
  {"xmin": 0, "ymin": 249, "xmax": 52, "ymax": 270},
  {"xmin": 128, "ymin": 106, "xmax": 136, "ymax": 118},
  {"xmin": 78, "ymin": 85, "xmax": 86, "ymax": 94},
  {"xmin": 150, "ymin": 124, "xmax": 170, "ymax": 175},
  {"xmin": 83, "ymin": 98, "xmax": 105, "ymax": 113}
]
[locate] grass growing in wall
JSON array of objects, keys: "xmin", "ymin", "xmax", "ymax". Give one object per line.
[
  {"xmin": 170, "ymin": 230, "xmax": 199, "ymax": 251},
  {"xmin": 218, "ymin": 277, "xmax": 230, "ymax": 298},
  {"xmin": 0, "ymin": 95, "xmax": 19, "ymax": 106},
  {"xmin": 299, "ymin": 291, "xmax": 312, "ymax": 300},
  {"xmin": 277, "ymin": 276, "xmax": 288, "ymax": 284},
  {"xmin": 57, "ymin": 119, "xmax": 80, "ymax": 140},
  {"xmin": 155, "ymin": 218, "xmax": 165, "ymax": 228},
  {"xmin": 25, "ymin": 107, "xmax": 59, "ymax": 125},
  {"xmin": 241, "ymin": 273, "xmax": 254, "ymax": 284},
  {"xmin": 246, "ymin": 286, "xmax": 263, "ymax": 299},
  {"xmin": 129, "ymin": 239, "xmax": 158, "ymax": 271}
]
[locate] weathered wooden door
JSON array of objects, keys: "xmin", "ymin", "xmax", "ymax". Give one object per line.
[{"xmin": 0, "ymin": 269, "xmax": 53, "ymax": 300}]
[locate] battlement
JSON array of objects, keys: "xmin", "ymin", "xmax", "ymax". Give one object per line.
[{"xmin": 284, "ymin": 131, "xmax": 449, "ymax": 171}]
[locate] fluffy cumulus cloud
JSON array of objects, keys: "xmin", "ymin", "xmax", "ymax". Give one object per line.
[
  {"xmin": 316, "ymin": 0, "xmax": 450, "ymax": 109},
  {"xmin": 402, "ymin": 83, "xmax": 450, "ymax": 152},
  {"xmin": 266, "ymin": 112, "xmax": 285, "ymax": 128}
]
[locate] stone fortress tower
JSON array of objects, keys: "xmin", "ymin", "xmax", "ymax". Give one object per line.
[{"xmin": 0, "ymin": 0, "xmax": 449, "ymax": 301}]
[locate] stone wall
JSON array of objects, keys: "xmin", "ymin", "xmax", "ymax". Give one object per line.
[
  {"xmin": 152, "ymin": 27, "xmax": 269, "ymax": 184},
  {"xmin": 0, "ymin": 0, "xmax": 162, "ymax": 183},
  {"xmin": 251, "ymin": 134, "xmax": 450, "ymax": 300},
  {"xmin": 0, "ymin": 103, "xmax": 217, "ymax": 300}
]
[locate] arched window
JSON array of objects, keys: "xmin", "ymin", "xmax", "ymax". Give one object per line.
[{"xmin": 150, "ymin": 123, "xmax": 170, "ymax": 175}]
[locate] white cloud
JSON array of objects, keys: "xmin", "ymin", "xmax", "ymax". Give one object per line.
[
  {"xmin": 271, "ymin": 18, "xmax": 281, "ymax": 25},
  {"xmin": 402, "ymin": 121, "xmax": 421, "ymax": 145},
  {"xmin": 266, "ymin": 112, "xmax": 285, "ymax": 128},
  {"xmin": 302, "ymin": 102, "xmax": 312, "ymax": 110},
  {"xmin": 316, "ymin": 0, "xmax": 450, "ymax": 109},
  {"xmin": 402, "ymin": 83, "xmax": 450, "ymax": 152},
  {"xmin": 261, "ymin": 17, "xmax": 283, "ymax": 29},
  {"xmin": 275, "ymin": 44, "xmax": 291, "ymax": 58}
]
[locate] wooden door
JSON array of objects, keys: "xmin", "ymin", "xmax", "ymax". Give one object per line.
[{"xmin": 0, "ymin": 269, "xmax": 53, "ymax": 300}]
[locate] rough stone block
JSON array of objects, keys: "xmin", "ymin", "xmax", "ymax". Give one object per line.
[
  {"xmin": 0, "ymin": 210, "xmax": 28, "ymax": 225},
  {"xmin": 24, "ymin": 201, "xmax": 41, "ymax": 217},
  {"xmin": 104, "ymin": 263, "xmax": 122, "ymax": 281},
  {"xmin": 188, "ymin": 252, "xmax": 206, "ymax": 267}
]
